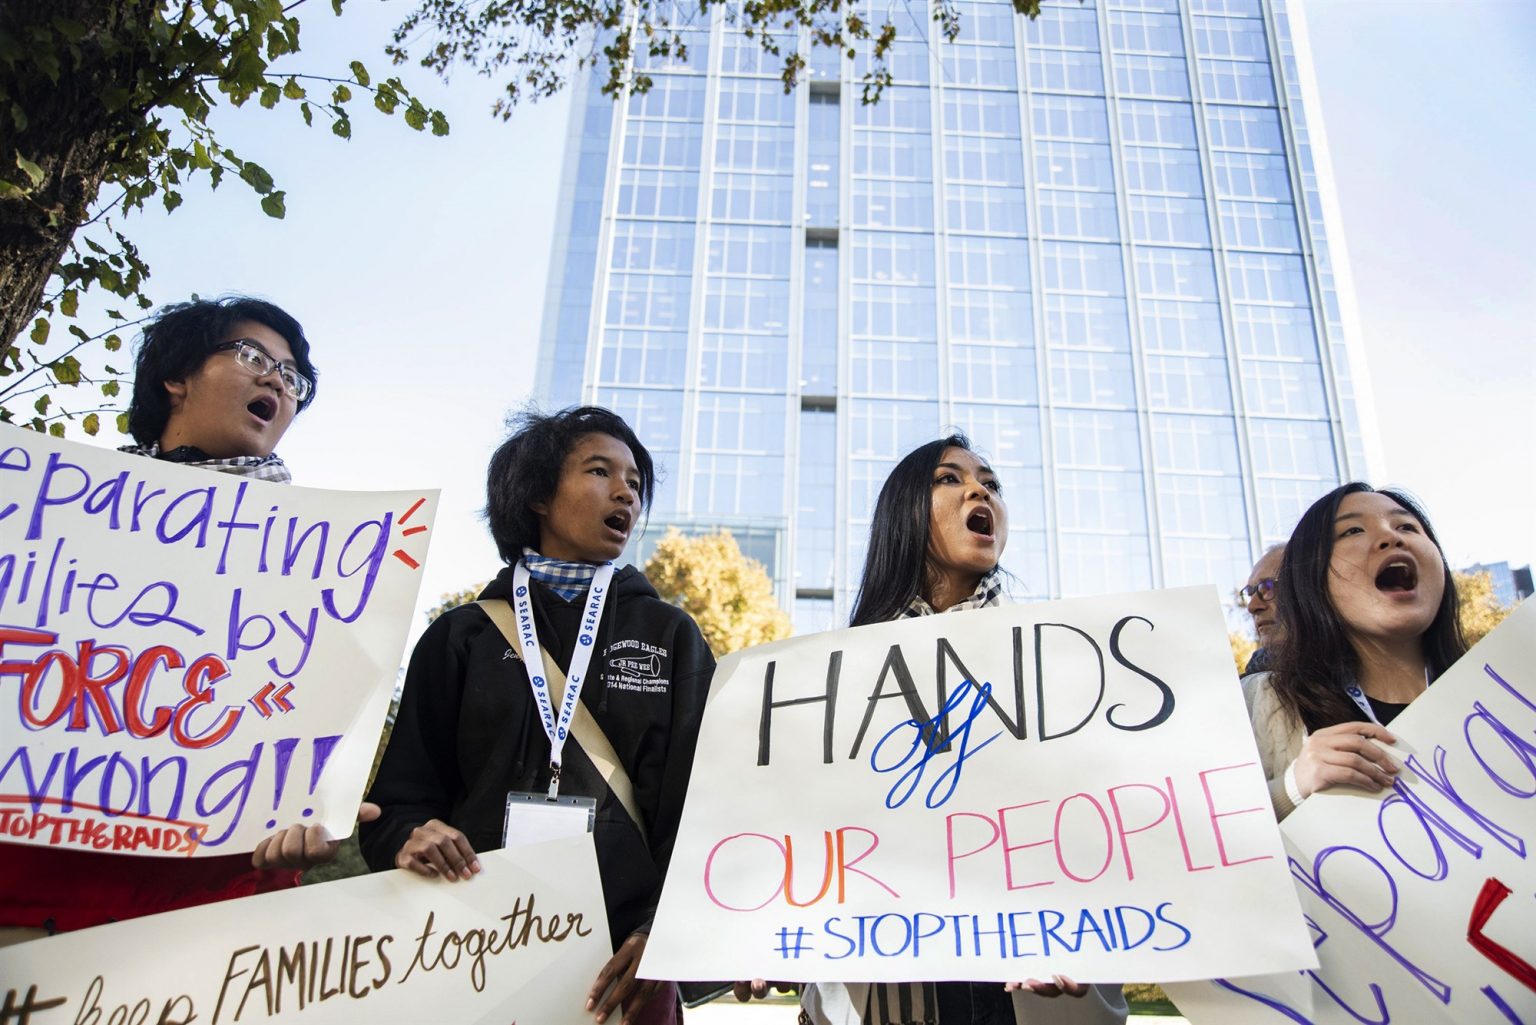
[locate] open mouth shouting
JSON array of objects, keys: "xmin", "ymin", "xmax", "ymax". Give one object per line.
[
  {"xmin": 247, "ymin": 394, "xmax": 278, "ymax": 424},
  {"xmin": 965, "ymin": 505, "xmax": 995, "ymax": 541},
  {"xmin": 1374, "ymin": 557, "xmax": 1419, "ymax": 595},
  {"xmin": 603, "ymin": 508, "xmax": 632, "ymax": 542}
]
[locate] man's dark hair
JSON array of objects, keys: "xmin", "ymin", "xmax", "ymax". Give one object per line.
[
  {"xmin": 485, "ymin": 406, "xmax": 655, "ymax": 563},
  {"xmin": 849, "ymin": 433, "xmax": 986, "ymax": 627},
  {"xmin": 127, "ymin": 296, "xmax": 317, "ymax": 445},
  {"xmin": 1270, "ymin": 481, "xmax": 1465, "ymax": 730}
]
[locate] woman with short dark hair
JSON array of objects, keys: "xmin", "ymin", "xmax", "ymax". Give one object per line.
[
  {"xmin": 1245, "ymin": 482, "xmax": 1466, "ymax": 820},
  {"xmin": 362, "ymin": 405, "xmax": 712, "ymax": 1025}
]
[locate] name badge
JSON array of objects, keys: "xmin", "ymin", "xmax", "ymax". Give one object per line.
[{"xmin": 503, "ymin": 791, "xmax": 596, "ymax": 847}]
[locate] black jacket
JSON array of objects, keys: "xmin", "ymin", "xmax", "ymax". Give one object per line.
[{"xmin": 360, "ymin": 564, "xmax": 714, "ymax": 944}]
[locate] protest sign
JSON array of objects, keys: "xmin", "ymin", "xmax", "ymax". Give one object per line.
[
  {"xmin": 0, "ymin": 835, "xmax": 612, "ymax": 1024},
  {"xmin": 1166, "ymin": 598, "xmax": 1536, "ymax": 1025},
  {"xmin": 643, "ymin": 586, "xmax": 1316, "ymax": 983},
  {"xmin": 0, "ymin": 426, "xmax": 436, "ymax": 855}
]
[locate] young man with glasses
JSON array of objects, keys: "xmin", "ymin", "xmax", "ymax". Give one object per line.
[
  {"xmin": 0, "ymin": 296, "xmax": 347, "ymax": 945},
  {"xmin": 1239, "ymin": 544, "xmax": 1285, "ymax": 676},
  {"xmin": 119, "ymin": 296, "xmax": 317, "ymax": 478}
]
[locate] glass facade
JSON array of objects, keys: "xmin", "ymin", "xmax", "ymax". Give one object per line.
[{"xmin": 536, "ymin": 0, "xmax": 1371, "ymax": 627}]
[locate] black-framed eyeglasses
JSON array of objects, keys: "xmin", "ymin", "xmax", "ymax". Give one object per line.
[
  {"xmin": 215, "ymin": 340, "xmax": 312, "ymax": 402},
  {"xmin": 1238, "ymin": 578, "xmax": 1276, "ymax": 604}
]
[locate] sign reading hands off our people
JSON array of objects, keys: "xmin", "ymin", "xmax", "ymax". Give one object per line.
[
  {"xmin": 644, "ymin": 586, "xmax": 1316, "ymax": 982},
  {"xmin": 0, "ymin": 425, "xmax": 436, "ymax": 855},
  {"xmin": 0, "ymin": 835, "xmax": 611, "ymax": 1024},
  {"xmin": 1166, "ymin": 598, "xmax": 1536, "ymax": 1025}
]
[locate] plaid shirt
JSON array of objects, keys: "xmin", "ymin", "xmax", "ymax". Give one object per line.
[
  {"xmin": 521, "ymin": 547, "xmax": 601, "ymax": 602},
  {"xmin": 119, "ymin": 442, "xmax": 292, "ymax": 484},
  {"xmin": 898, "ymin": 567, "xmax": 1005, "ymax": 618}
]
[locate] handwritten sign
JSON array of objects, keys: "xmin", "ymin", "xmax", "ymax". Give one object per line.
[
  {"xmin": 1166, "ymin": 598, "xmax": 1536, "ymax": 1024},
  {"xmin": 643, "ymin": 586, "xmax": 1316, "ymax": 982},
  {"xmin": 0, "ymin": 426, "xmax": 436, "ymax": 855},
  {"xmin": 0, "ymin": 836, "xmax": 612, "ymax": 1024}
]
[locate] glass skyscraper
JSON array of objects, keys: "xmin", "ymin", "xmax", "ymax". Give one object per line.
[{"xmin": 536, "ymin": 0, "xmax": 1375, "ymax": 630}]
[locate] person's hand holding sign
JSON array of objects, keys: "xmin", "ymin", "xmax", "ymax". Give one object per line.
[
  {"xmin": 586, "ymin": 931, "xmax": 660, "ymax": 1024},
  {"xmin": 252, "ymin": 803, "xmax": 382, "ymax": 871},
  {"xmin": 1291, "ymin": 721, "xmax": 1399, "ymax": 798},
  {"xmin": 394, "ymin": 818, "xmax": 482, "ymax": 881},
  {"xmin": 1006, "ymin": 976, "xmax": 1090, "ymax": 998}
]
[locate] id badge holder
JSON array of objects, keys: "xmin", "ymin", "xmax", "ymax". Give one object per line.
[{"xmin": 503, "ymin": 791, "xmax": 596, "ymax": 848}]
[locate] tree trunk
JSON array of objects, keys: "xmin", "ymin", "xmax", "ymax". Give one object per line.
[{"xmin": 0, "ymin": 0, "xmax": 157, "ymax": 361}]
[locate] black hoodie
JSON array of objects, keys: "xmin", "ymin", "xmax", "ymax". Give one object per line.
[{"xmin": 360, "ymin": 563, "xmax": 714, "ymax": 944}]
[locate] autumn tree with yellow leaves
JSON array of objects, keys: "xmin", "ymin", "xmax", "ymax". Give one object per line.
[
  {"xmin": 1455, "ymin": 570, "xmax": 1514, "ymax": 647},
  {"xmin": 644, "ymin": 529, "xmax": 791, "ymax": 657}
]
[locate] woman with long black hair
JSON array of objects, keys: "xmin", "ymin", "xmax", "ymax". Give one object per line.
[
  {"xmin": 1245, "ymin": 482, "xmax": 1467, "ymax": 820},
  {"xmin": 794, "ymin": 433, "xmax": 1127, "ymax": 1025}
]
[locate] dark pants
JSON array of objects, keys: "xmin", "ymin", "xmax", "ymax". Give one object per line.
[{"xmin": 934, "ymin": 982, "xmax": 1014, "ymax": 1025}]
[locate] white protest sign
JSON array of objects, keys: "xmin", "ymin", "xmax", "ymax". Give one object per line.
[
  {"xmin": 644, "ymin": 586, "xmax": 1315, "ymax": 983},
  {"xmin": 1166, "ymin": 598, "xmax": 1536, "ymax": 1024},
  {"xmin": 0, "ymin": 426, "xmax": 435, "ymax": 855},
  {"xmin": 0, "ymin": 836, "xmax": 613, "ymax": 1024}
]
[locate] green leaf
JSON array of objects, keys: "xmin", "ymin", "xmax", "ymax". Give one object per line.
[
  {"xmin": 51, "ymin": 355, "xmax": 83, "ymax": 385},
  {"xmin": 49, "ymin": 423, "xmax": 65, "ymax": 439},
  {"xmin": 104, "ymin": 334, "xmax": 122, "ymax": 351},
  {"xmin": 332, "ymin": 83, "xmax": 352, "ymax": 104},
  {"xmin": 349, "ymin": 61, "xmax": 370, "ymax": 87},
  {"xmin": 259, "ymin": 83, "xmax": 280, "ymax": 109},
  {"xmin": 283, "ymin": 78, "xmax": 305, "ymax": 101},
  {"xmin": 239, "ymin": 160, "xmax": 275, "ymax": 194},
  {"xmin": 404, "ymin": 105, "xmax": 426, "ymax": 131},
  {"xmin": 60, "ymin": 289, "xmax": 77, "ymax": 316},
  {"xmin": 193, "ymin": 140, "xmax": 213, "ymax": 169},
  {"xmin": 15, "ymin": 153, "xmax": 44, "ymax": 186},
  {"xmin": 102, "ymin": 380, "xmax": 121, "ymax": 397},
  {"xmin": 300, "ymin": 101, "xmax": 313, "ymax": 126},
  {"xmin": 83, "ymin": 413, "xmax": 100, "ymax": 437},
  {"xmin": 28, "ymin": 317, "xmax": 48, "ymax": 345},
  {"xmin": 163, "ymin": 190, "xmax": 183, "ymax": 213},
  {"xmin": 116, "ymin": 412, "xmax": 130, "ymax": 435},
  {"xmin": 34, "ymin": 395, "xmax": 50, "ymax": 415},
  {"xmin": 430, "ymin": 110, "xmax": 450, "ymax": 137},
  {"xmin": 331, "ymin": 112, "xmax": 351, "ymax": 139},
  {"xmin": 260, "ymin": 191, "xmax": 286, "ymax": 218}
]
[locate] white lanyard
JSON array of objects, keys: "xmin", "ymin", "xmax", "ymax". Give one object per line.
[
  {"xmin": 510, "ymin": 560, "xmax": 615, "ymax": 799},
  {"xmin": 1342, "ymin": 684, "xmax": 1381, "ymax": 725},
  {"xmin": 1343, "ymin": 666, "xmax": 1430, "ymax": 727}
]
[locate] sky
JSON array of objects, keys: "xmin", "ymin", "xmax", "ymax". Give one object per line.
[{"xmin": 42, "ymin": 0, "xmax": 1536, "ymax": 638}]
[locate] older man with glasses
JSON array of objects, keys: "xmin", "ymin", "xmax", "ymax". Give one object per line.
[{"xmin": 1238, "ymin": 543, "xmax": 1285, "ymax": 676}]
